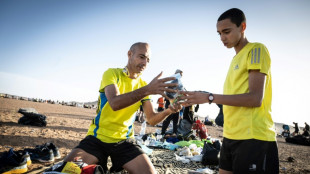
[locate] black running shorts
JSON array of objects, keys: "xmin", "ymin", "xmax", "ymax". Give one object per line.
[
  {"xmin": 219, "ymin": 138, "xmax": 279, "ymax": 173},
  {"xmin": 76, "ymin": 135, "xmax": 144, "ymax": 172}
]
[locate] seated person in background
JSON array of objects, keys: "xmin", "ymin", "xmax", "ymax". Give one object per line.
[
  {"xmin": 302, "ymin": 122, "xmax": 309, "ymax": 136},
  {"xmin": 177, "ymin": 105, "xmax": 195, "ymax": 136}
]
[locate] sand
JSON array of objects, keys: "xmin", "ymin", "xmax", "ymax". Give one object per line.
[{"xmin": 0, "ymin": 98, "xmax": 310, "ymax": 173}]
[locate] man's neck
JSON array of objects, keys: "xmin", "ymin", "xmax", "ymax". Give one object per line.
[
  {"xmin": 126, "ymin": 66, "xmax": 139, "ymax": 79},
  {"xmin": 129, "ymin": 73, "xmax": 139, "ymax": 79},
  {"xmin": 234, "ymin": 37, "xmax": 249, "ymax": 54}
]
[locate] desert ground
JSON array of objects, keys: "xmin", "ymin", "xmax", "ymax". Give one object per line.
[{"xmin": 0, "ymin": 97, "xmax": 310, "ymax": 173}]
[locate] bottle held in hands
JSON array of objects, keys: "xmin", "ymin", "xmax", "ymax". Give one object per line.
[{"xmin": 165, "ymin": 72, "xmax": 184, "ymax": 104}]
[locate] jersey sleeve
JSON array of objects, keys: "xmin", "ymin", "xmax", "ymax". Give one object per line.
[
  {"xmin": 247, "ymin": 43, "xmax": 271, "ymax": 75},
  {"xmin": 99, "ymin": 68, "xmax": 117, "ymax": 92}
]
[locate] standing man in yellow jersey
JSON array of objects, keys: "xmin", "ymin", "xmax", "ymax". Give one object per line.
[
  {"xmin": 64, "ymin": 42, "xmax": 182, "ymax": 174},
  {"xmin": 179, "ymin": 8, "xmax": 279, "ymax": 173}
]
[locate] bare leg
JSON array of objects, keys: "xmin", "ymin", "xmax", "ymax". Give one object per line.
[
  {"xmin": 63, "ymin": 148, "xmax": 99, "ymax": 165},
  {"xmin": 122, "ymin": 154, "xmax": 156, "ymax": 174}
]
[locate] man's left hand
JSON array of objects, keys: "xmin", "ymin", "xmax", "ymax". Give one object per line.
[{"xmin": 168, "ymin": 101, "xmax": 182, "ymax": 113}]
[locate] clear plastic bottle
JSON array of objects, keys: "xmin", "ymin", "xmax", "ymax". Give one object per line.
[
  {"xmin": 140, "ymin": 120, "xmax": 146, "ymax": 136},
  {"xmin": 165, "ymin": 72, "xmax": 184, "ymax": 102}
]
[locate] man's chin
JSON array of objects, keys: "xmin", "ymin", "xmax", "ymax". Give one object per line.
[
  {"xmin": 133, "ymin": 70, "xmax": 143, "ymax": 75},
  {"xmin": 137, "ymin": 68, "xmax": 145, "ymax": 73}
]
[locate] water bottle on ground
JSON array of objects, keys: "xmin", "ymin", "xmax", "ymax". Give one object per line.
[{"xmin": 140, "ymin": 120, "xmax": 146, "ymax": 136}]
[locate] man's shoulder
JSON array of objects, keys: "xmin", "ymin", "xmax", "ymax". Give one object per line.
[
  {"xmin": 103, "ymin": 68, "xmax": 123, "ymax": 76},
  {"xmin": 250, "ymin": 42, "xmax": 268, "ymax": 49},
  {"xmin": 242, "ymin": 42, "xmax": 269, "ymax": 56},
  {"xmin": 105, "ymin": 68, "xmax": 122, "ymax": 73}
]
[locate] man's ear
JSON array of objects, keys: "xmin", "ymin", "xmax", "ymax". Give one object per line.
[
  {"xmin": 128, "ymin": 50, "xmax": 132, "ymax": 59},
  {"xmin": 241, "ymin": 22, "xmax": 246, "ymax": 33}
]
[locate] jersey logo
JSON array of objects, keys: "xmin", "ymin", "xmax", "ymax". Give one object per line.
[
  {"xmin": 251, "ymin": 48, "xmax": 261, "ymax": 64},
  {"xmin": 234, "ymin": 64, "xmax": 239, "ymax": 70},
  {"xmin": 249, "ymin": 164, "xmax": 257, "ymax": 171}
]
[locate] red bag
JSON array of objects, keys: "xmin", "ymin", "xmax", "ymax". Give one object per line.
[
  {"xmin": 192, "ymin": 120, "xmax": 208, "ymax": 139},
  {"xmin": 81, "ymin": 165, "xmax": 104, "ymax": 174}
]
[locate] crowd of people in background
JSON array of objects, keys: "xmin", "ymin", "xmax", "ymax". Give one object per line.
[{"xmin": 292, "ymin": 122, "xmax": 309, "ymax": 137}]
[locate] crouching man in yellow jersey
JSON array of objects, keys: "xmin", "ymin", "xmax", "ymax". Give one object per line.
[
  {"xmin": 64, "ymin": 42, "xmax": 182, "ymax": 174},
  {"xmin": 179, "ymin": 8, "xmax": 279, "ymax": 173}
]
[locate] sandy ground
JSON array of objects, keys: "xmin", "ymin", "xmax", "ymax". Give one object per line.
[{"xmin": 0, "ymin": 98, "xmax": 310, "ymax": 173}]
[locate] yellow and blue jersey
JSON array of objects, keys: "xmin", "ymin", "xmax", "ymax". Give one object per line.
[{"xmin": 87, "ymin": 68, "xmax": 150, "ymax": 143}]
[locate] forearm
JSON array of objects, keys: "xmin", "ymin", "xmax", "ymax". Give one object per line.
[
  {"xmin": 213, "ymin": 92, "xmax": 262, "ymax": 107},
  {"xmin": 146, "ymin": 109, "xmax": 173, "ymax": 126},
  {"xmin": 109, "ymin": 85, "xmax": 150, "ymax": 111}
]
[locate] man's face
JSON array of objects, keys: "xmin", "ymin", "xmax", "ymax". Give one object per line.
[
  {"xmin": 128, "ymin": 44, "xmax": 150, "ymax": 74},
  {"xmin": 216, "ymin": 19, "xmax": 243, "ymax": 48}
]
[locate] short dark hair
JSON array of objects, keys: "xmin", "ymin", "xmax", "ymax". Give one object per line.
[
  {"xmin": 218, "ymin": 8, "xmax": 246, "ymax": 27},
  {"xmin": 130, "ymin": 42, "xmax": 148, "ymax": 53}
]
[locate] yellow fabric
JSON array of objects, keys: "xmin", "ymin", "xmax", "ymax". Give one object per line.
[
  {"xmin": 61, "ymin": 162, "xmax": 82, "ymax": 174},
  {"xmin": 223, "ymin": 42, "xmax": 276, "ymax": 141},
  {"xmin": 87, "ymin": 68, "xmax": 149, "ymax": 143}
]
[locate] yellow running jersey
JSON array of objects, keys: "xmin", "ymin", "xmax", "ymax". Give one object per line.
[
  {"xmin": 87, "ymin": 68, "xmax": 149, "ymax": 143},
  {"xmin": 223, "ymin": 42, "xmax": 276, "ymax": 141}
]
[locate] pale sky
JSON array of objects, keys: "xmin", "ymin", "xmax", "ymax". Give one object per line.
[{"xmin": 1, "ymin": 0, "xmax": 309, "ymax": 126}]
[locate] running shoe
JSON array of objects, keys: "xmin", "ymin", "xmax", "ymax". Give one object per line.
[
  {"xmin": 0, "ymin": 148, "xmax": 28, "ymax": 174},
  {"xmin": 45, "ymin": 142, "xmax": 61, "ymax": 159},
  {"xmin": 24, "ymin": 146, "xmax": 54, "ymax": 163},
  {"xmin": 15, "ymin": 150, "xmax": 32, "ymax": 167},
  {"xmin": 34, "ymin": 142, "xmax": 61, "ymax": 159}
]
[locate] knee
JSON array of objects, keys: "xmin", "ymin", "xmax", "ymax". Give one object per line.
[
  {"xmin": 123, "ymin": 154, "xmax": 157, "ymax": 174},
  {"xmin": 64, "ymin": 148, "xmax": 99, "ymax": 165}
]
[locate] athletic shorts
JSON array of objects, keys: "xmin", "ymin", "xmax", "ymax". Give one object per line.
[
  {"xmin": 76, "ymin": 135, "xmax": 144, "ymax": 172},
  {"xmin": 219, "ymin": 137, "xmax": 279, "ymax": 174}
]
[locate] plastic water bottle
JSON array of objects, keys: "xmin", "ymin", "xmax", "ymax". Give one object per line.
[
  {"xmin": 140, "ymin": 120, "xmax": 146, "ymax": 136},
  {"xmin": 165, "ymin": 73, "xmax": 184, "ymax": 100}
]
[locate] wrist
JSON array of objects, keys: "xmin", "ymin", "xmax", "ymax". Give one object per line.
[
  {"xmin": 142, "ymin": 85, "xmax": 151, "ymax": 96},
  {"xmin": 206, "ymin": 92, "xmax": 214, "ymax": 104},
  {"xmin": 167, "ymin": 108, "xmax": 174, "ymax": 114},
  {"xmin": 208, "ymin": 93, "xmax": 214, "ymax": 104},
  {"xmin": 166, "ymin": 107, "xmax": 177, "ymax": 115}
]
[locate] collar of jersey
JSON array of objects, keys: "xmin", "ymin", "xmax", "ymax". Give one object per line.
[{"xmin": 122, "ymin": 66, "xmax": 141, "ymax": 78}]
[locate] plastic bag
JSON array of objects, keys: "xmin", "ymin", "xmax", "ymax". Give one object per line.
[
  {"xmin": 189, "ymin": 155, "xmax": 203, "ymax": 162},
  {"xmin": 174, "ymin": 153, "xmax": 190, "ymax": 163}
]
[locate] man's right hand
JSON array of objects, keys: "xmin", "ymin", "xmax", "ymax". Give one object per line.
[{"xmin": 146, "ymin": 72, "xmax": 178, "ymax": 99}]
